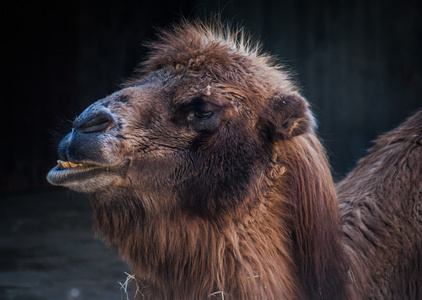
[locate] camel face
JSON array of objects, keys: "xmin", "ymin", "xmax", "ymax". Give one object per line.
[
  {"xmin": 48, "ymin": 61, "xmax": 311, "ymax": 218},
  {"xmin": 46, "ymin": 23, "xmax": 317, "ymax": 204},
  {"xmin": 47, "ymin": 67, "xmax": 266, "ymax": 197}
]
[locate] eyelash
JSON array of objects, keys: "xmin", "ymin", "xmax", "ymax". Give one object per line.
[{"xmin": 190, "ymin": 110, "xmax": 214, "ymax": 120}]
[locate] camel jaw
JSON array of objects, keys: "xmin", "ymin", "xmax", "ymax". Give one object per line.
[{"xmin": 46, "ymin": 159, "xmax": 130, "ymax": 193}]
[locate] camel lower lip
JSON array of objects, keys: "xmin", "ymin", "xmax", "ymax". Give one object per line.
[
  {"xmin": 46, "ymin": 160, "xmax": 130, "ymax": 188},
  {"xmin": 47, "ymin": 164, "xmax": 107, "ymax": 186}
]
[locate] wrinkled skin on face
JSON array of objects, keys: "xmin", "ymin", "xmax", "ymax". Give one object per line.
[{"xmin": 47, "ymin": 67, "xmax": 311, "ymax": 215}]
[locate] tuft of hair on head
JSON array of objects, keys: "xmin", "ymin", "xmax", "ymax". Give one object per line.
[{"xmin": 135, "ymin": 18, "xmax": 283, "ymax": 76}]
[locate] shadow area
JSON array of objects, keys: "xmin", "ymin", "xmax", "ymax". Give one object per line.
[{"xmin": 0, "ymin": 191, "xmax": 131, "ymax": 300}]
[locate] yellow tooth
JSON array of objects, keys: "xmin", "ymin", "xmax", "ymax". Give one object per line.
[{"xmin": 57, "ymin": 160, "xmax": 84, "ymax": 169}]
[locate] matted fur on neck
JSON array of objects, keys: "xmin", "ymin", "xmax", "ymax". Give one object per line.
[{"xmin": 91, "ymin": 133, "xmax": 350, "ymax": 299}]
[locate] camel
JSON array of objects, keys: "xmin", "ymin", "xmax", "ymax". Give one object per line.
[
  {"xmin": 47, "ymin": 20, "xmax": 421, "ymax": 299},
  {"xmin": 338, "ymin": 109, "xmax": 422, "ymax": 299}
]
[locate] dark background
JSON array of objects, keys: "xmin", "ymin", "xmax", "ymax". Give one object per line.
[
  {"xmin": 1, "ymin": 0, "xmax": 421, "ymax": 192},
  {"xmin": 0, "ymin": 1, "xmax": 421, "ymax": 299}
]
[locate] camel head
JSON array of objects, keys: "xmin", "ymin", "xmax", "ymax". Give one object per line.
[{"xmin": 47, "ymin": 23, "xmax": 314, "ymax": 216}]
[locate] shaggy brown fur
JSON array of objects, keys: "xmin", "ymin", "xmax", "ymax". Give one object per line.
[
  {"xmin": 92, "ymin": 22, "xmax": 350, "ymax": 299},
  {"xmin": 47, "ymin": 21, "xmax": 351, "ymax": 299},
  {"xmin": 338, "ymin": 109, "xmax": 422, "ymax": 299},
  {"xmin": 47, "ymin": 20, "xmax": 422, "ymax": 299}
]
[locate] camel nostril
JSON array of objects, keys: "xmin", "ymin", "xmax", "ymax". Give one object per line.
[{"xmin": 75, "ymin": 110, "xmax": 116, "ymax": 133}]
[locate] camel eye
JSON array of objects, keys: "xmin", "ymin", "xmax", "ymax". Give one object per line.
[
  {"xmin": 193, "ymin": 110, "xmax": 213, "ymax": 120},
  {"xmin": 184, "ymin": 98, "xmax": 215, "ymax": 122},
  {"xmin": 177, "ymin": 97, "xmax": 221, "ymax": 132}
]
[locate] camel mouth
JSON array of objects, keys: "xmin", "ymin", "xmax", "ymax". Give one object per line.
[
  {"xmin": 52, "ymin": 159, "xmax": 108, "ymax": 173},
  {"xmin": 46, "ymin": 159, "xmax": 130, "ymax": 191},
  {"xmin": 57, "ymin": 160, "xmax": 87, "ymax": 169}
]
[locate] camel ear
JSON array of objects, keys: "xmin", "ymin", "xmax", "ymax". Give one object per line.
[{"xmin": 268, "ymin": 92, "xmax": 315, "ymax": 139}]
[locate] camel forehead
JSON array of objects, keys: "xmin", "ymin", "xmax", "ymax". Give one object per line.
[
  {"xmin": 120, "ymin": 69, "xmax": 241, "ymax": 109},
  {"xmin": 123, "ymin": 67, "xmax": 272, "ymax": 119}
]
